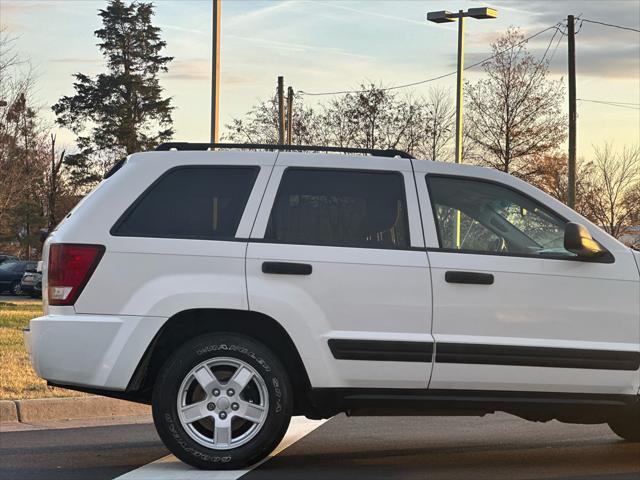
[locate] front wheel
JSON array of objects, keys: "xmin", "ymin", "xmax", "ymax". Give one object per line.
[
  {"xmin": 608, "ymin": 407, "xmax": 640, "ymax": 442},
  {"xmin": 11, "ymin": 282, "xmax": 22, "ymax": 296},
  {"xmin": 152, "ymin": 333, "xmax": 293, "ymax": 470}
]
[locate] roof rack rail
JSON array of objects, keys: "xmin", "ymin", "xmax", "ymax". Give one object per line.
[{"xmin": 154, "ymin": 142, "xmax": 414, "ymax": 159}]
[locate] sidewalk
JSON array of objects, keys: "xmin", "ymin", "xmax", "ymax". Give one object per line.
[{"xmin": 0, "ymin": 395, "xmax": 151, "ymax": 431}]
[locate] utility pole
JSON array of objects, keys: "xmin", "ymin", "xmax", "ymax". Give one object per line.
[
  {"xmin": 277, "ymin": 76, "xmax": 285, "ymax": 144},
  {"xmin": 567, "ymin": 14, "xmax": 577, "ymax": 209},
  {"xmin": 286, "ymin": 86, "xmax": 294, "ymax": 145},
  {"xmin": 210, "ymin": 0, "xmax": 221, "ymax": 144},
  {"xmin": 454, "ymin": 11, "xmax": 465, "ymax": 165}
]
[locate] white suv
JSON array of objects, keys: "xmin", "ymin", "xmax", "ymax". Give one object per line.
[{"xmin": 26, "ymin": 144, "xmax": 640, "ymax": 469}]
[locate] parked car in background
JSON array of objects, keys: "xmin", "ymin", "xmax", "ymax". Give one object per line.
[
  {"xmin": 0, "ymin": 254, "xmax": 18, "ymax": 265},
  {"xmin": 21, "ymin": 269, "xmax": 42, "ymax": 298},
  {"xmin": 0, "ymin": 261, "xmax": 38, "ymax": 295},
  {"xmin": 620, "ymin": 226, "xmax": 640, "ymax": 250}
]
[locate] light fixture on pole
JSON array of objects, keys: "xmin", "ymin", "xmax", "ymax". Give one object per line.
[
  {"xmin": 426, "ymin": 7, "xmax": 497, "ymax": 164},
  {"xmin": 427, "ymin": 7, "xmax": 497, "ymax": 249}
]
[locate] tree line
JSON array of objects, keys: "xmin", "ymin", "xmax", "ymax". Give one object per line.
[
  {"xmin": 225, "ymin": 27, "xmax": 639, "ymax": 242},
  {"xmin": 0, "ymin": 1, "xmax": 638, "ymax": 259}
]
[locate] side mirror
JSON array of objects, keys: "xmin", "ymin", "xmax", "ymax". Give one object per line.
[{"xmin": 564, "ymin": 223, "xmax": 605, "ymax": 258}]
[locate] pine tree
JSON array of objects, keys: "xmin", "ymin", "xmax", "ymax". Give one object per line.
[{"xmin": 53, "ymin": 0, "xmax": 174, "ymax": 185}]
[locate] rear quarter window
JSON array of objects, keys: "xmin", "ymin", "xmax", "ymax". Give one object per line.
[{"xmin": 112, "ymin": 166, "xmax": 259, "ymax": 240}]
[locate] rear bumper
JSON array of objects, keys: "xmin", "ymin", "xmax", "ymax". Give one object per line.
[{"xmin": 25, "ymin": 313, "xmax": 166, "ymax": 390}]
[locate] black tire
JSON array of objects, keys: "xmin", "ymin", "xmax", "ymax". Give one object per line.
[
  {"xmin": 152, "ymin": 333, "xmax": 293, "ymax": 470},
  {"xmin": 11, "ymin": 281, "xmax": 22, "ymax": 296},
  {"xmin": 609, "ymin": 407, "xmax": 640, "ymax": 442}
]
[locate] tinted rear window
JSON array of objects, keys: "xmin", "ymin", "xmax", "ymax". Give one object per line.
[
  {"xmin": 265, "ymin": 168, "xmax": 409, "ymax": 249},
  {"xmin": 113, "ymin": 166, "xmax": 258, "ymax": 240}
]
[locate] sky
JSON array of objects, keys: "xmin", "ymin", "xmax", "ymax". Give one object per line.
[{"xmin": 2, "ymin": 0, "xmax": 639, "ymax": 159}]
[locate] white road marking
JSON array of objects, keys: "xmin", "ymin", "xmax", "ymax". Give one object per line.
[{"xmin": 114, "ymin": 416, "xmax": 327, "ymax": 480}]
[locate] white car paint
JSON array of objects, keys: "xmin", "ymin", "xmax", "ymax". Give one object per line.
[
  {"xmin": 246, "ymin": 153, "xmax": 433, "ymax": 389},
  {"xmin": 412, "ymin": 161, "xmax": 640, "ymax": 394},
  {"xmin": 25, "ymin": 150, "xmax": 640, "ymax": 400}
]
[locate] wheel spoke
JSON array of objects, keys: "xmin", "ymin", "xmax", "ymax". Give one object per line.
[
  {"xmin": 180, "ymin": 401, "xmax": 209, "ymax": 424},
  {"xmin": 228, "ymin": 365, "xmax": 253, "ymax": 392},
  {"xmin": 214, "ymin": 417, "xmax": 232, "ymax": 447},
  {"xmin": 236, "ymin": 401, "xmax": 265, "ymax": 423},
  {"xmin": 193, "ymin": 365, "xmax": 220, "ymax": 392}
]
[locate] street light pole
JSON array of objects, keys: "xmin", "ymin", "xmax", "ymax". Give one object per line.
[
  {"xmin": 427, "ymin": 7, "xmax": 497, "ymax": 248},
  {"xmin": 427, "ymin": 7, "xmax": 498, "ymax": 164}
]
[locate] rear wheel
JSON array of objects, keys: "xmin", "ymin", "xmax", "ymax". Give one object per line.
[
  {"xmin": 608, "ymin": 407, "xmax": 640, "ymax": 442},
  {"xmin": 152, "ymin": 333, "xmax": 292, "ymax": 469}
]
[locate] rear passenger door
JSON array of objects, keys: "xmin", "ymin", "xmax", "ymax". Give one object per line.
[{"xmin": 246, "ymin": 153, "xmax": 433, "ymax": 390}]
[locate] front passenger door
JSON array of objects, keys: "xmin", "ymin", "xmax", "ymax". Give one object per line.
[{"xmin": 420, "ymin": 174, "xmax": 640, "ymax": 395}]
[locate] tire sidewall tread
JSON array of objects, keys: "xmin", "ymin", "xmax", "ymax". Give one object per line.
[{"xmin": 152, "ymin": 333, "xmax": 292, "ymax": 470}]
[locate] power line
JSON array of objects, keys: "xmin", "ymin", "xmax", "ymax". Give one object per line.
[
  {"xmin": 539, "ymin": 24, "xmax": 561, "ymax": 64},
  {"xmin": 298, "ymin": 23, "xmax": 562, "ymax": 97},
  {"xmin": 577, "ymin": 98, "xmax": 640, "ymax": 110},
  {"xmin": 547, "ymin": 24, "xmax": 566, "ymax": 64},
  {"xmin": 580, "ymin": 18, "xmax": 640, "ymax": 33}
]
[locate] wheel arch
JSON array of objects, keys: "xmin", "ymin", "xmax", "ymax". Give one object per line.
[{"xmin": 127, "ymin": 308, "xmax": 314, "ymax": 415}]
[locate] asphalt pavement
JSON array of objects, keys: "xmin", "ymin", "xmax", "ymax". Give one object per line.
[
  {"xmin": 0, "ymin": 422, "xmax": 167, "ymax": 480},
  {"xmin": 2, "ymin": 413, "xmax": 639, "ymax": 480}
]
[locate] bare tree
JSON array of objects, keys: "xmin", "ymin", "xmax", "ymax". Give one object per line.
[
  {"xmin": 582, "ymin": 144, "xmax": 639, "ymax": 238},
  {"xmin": 45, "ymin": 134, "xmax": 66, "ymax": 231},
  {"xmin": 464, "ymin": 27, "xmax": 566, "ymax": 178},
  {"xmin": 420, "ymin": 87, "xmax": 453, "ymax": 161},
  {"xmin": 0, "ymin": 27, "xmax": 72, "ymax": 257},
  {"xmin": 224, "ymin": 91, "xmax": 321, "ymax": 146},
  {"xmin": 225, "ymin": 84, "xmax": 434, "ymax": 158},
  {"xmin": 623, "ymin": 183, "xmax": 640, "ymax": 228}
]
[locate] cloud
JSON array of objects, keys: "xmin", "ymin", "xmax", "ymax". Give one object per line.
[
  {"xmin": 164, "ymin": 58, "xmax": 209, "ymax": 81},
  {"xmin": 317, "ymin": 1, "xmax": 427, "ymax": 28},
  {"xmin": 158, "ymin": 24, "xmax": 207, "ymax": 36},
  {"xmin": 0, "ymin": 1, "xmax": 54, "ymax": 15},
  {"xmin": 490, "ymin": 0, "xmax": 639, "ymax": 28},
  {"xmin": 50, "ymin": 58, "xmax": 101, "ymax": 65},
  {"xmin": 225, "ymin": 33, "xmax": 374, "ymax": 60},
  {"xmin": 460, "ymin": 12, "xmax": 639, "ymax": 81},
  {"xmin": 164, "ymin": 58, "xmax": 257, "ymax": 85},
  {"xmin": 570, "ymin": 45, "xmax": 640, "ymax": 79},
  {"xmin": 225, "ymin": 0, "xmax": 298, "ymax": 28}
]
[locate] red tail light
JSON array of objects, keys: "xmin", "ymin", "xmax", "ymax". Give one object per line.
[{"xmin": 48, "ymin": 244, "xmax": 105, "ymax": 306}]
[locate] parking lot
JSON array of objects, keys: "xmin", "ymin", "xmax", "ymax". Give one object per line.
[{"xmin": 2, "ymin": 413, "xmax": 639, "ymax": 480}]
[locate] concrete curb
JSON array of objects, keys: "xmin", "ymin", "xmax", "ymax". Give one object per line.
[
  {"xmin": 1, "ymin": 396, "xmax": 150, "ymax": 425},
  {"xmin": 0, "ymin": 400, "xmax": 18, "ymax": 423}
]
